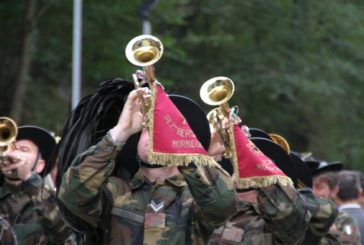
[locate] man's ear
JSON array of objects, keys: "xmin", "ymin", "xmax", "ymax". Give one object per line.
[
  {"xmin": 35, "ymin": 159, "xmax": 46, "ymax": 174},
  {"xmin": 332, "ymin": 185, "xmax": 339, "ymax": 197}
]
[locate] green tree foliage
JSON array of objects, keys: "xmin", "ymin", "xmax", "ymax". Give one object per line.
[{"xmin": 1, "ymin": 0, "xmax": 364, "ymax": 169}]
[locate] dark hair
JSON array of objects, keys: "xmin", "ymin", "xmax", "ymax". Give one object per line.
[
  {"xmin": 337, "ymin": 170, "xmax": 360, "ymax": 201},
  {"xmin": 314, "ymin": 171, "xmax": 339, "ymax": 189}
]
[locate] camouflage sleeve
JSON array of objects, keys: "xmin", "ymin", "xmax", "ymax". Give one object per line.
[
  {"xmin": 180, "ymin": 165, "xmax": 237, "ymax": 230},
  {"xmin": 0, "ymin": 216, "xmax": 17, "ymax": 244},
  {"xmin": 38, "ymin": 187, "xmax": 71, "ymax": 244},
  {"xmin": 257, "ymin": 183, "xmax": 310, "ymax": 245},
  {"xmin": 298, "ymin": 188, "xmax": 338, "ymax": 245},
  {"xmin": 58, "ymin": 134, "xmax": 123, "ymax": 227},
  {"xmin": 319, "ymin": 234, "xmax": 342, "ymax": 245},
  {"xmin": 329, "ymin": 210, "xmax": 361, "ymax": 245}
]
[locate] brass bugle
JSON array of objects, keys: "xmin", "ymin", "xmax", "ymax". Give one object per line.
[
  {"xmin": 0, "ymin": 117, "xmax": 18, "ymax": 178},
  {"xmin": 206, "ymin": 107, "xmax": 232, "ymax": 157},
  {"xmin": 0, "ymin": 117, "xmax": 17, "ymax": 149},
  {"xmin": 125, "ymin": 35, "xmax": 164, "ymax": 86},
  {"xmin": 200, "ymin": 77, "xmax": 235, "ymax": 106},
  {"xmin": 200, "ymin": 77, "xmax": 236, "ymax": 158}
]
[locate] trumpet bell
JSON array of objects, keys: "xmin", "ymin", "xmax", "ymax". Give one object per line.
[
  {"xmin": 200, "ymin": 76, "xmax": 235, "ymax": 106},
  {"xmin": 125, "ymin": 35, "xmax": 164, "ymax": 67},
  {"xmin": 0, "ymin": 117, "xmax": 18, "ymax": 147}
]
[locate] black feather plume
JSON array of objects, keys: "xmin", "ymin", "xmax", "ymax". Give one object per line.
[{"xmin": 48, "ymin": 78, "xmax": 134, "ymax": 239}]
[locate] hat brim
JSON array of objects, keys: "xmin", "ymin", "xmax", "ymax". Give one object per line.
[
  {"xmin": 312, "ymin": 162, "xmax": 343, "ymax": 176},
  {"xmin": 248, "ymin": 128, "xmax": 272, "ymax": 140},
  {"xmin": 304, "ymin": 160, "xmax": 320, "ymax": 173},
  {"xmin": 17, "ymin": 126, "xmax": 56, "ymax": 175},
  {"xmin": 290, "ymin": 152, "xmax": 312, "ymax": 188},
  {"xmin": 250, "ymin": 137, "xmax": 297, "ymax": 185}
]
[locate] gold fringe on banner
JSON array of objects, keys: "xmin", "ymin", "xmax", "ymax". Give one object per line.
[
  {"xmin": 148, "ymin": 152, "xmax": 219, "ymax": 168},
  {"xmin": 228, "ymin": 123, "xmax": 240, "ymax": 178},
  {"xmin": 234, "ymin": 175, "xmax": 293, "ymax": 190}
]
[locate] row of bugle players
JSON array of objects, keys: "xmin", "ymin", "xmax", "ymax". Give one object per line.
[{"xmin": 1, "ymin": 35, "xmax": 364, "ymax": 245}]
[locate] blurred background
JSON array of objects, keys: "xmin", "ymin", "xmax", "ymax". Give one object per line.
[{"xmin": 1, "ymin": 0, "xmax": 364, "ymax": 170}]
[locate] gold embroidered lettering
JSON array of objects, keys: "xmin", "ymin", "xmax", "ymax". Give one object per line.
[
  {"xmin": 172, "ymin": 140, "xmax": 202, "ymax": 148},
  {"xmin": 164, "ymin": 115, "xmax": 194, "ymax": 137}
]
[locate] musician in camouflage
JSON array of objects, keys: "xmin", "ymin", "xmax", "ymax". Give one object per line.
[
  {"xmin": 307, "ymin": 159, "xmax": 361, "ymax": 245},
  {"xmin": 208, "ymin": 184, "xmax": 310, "ymax": 245},
  {"xmin": 0, "ymin": 126, "xmax": 70, "ymax": 244},
  {"xmin": 207, "ymin": 128, "xmax": 310, "ymax": 244},
  {"xmin": 58, "ymin": 89, "xmax": 237, "ymax": 245},
  {"xmin": 298, "ymin": 188, "xmax": 339, "ymax": 245},
  {"xmin": 284, "ymin": 152, "xmax": 338, "ymax": 245}
]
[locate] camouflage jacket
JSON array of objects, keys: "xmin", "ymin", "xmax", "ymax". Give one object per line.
[
  {"xmin": 0, "ymin": 215, "xmax": 17, "ymax": 245},
  {"xmin": 0, "ymin": 173, "xmax": 70, "ymax": 245},
  {"xmin": 208, "ymin": 184, "xmax": 310, "ymax": 245},
  {"xmin": 324, "ymin": 210, "xmax": 361, "ymax": 245},
  {"xmin": 298, "ymin": 188, "xmax": 338, "ymax": 245},
  {"xmin": 58, "ymin": 134, "xmax": 237, "ymax": 245}
]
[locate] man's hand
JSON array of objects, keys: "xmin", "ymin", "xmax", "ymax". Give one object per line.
[
  {"xmin": 109, "ymin": 88, "xmax": 147, "ymax": 143},
  {"xmin": 1, "ymin": 151, "xmax": 33, "ymax": 181}
]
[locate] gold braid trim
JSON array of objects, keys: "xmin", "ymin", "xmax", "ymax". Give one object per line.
[
  {"xmin": 228, "ymin": 122, "xmax": 240, "ymax": 179},
  {"xmin": 147, "ymin": 82, "xmax": 157, "ymax": 161},
  {"xmin": 235, "ymin": 175, "xmax": 293, "ymax": 189},
  {"xmin": 148, "ymin": 152, "xmax": 220, "ymax": 167}
]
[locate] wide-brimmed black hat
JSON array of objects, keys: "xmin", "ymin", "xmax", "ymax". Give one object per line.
[
  {"xmin": 169, "ymin": 94, "xmax": 210, "ymax": 151},
  {"xmin": 250, "ymin": 137, "xmax": 298, "ymax": 185},
  {"xmin": 290, "ymin": 152, "xmax": 313, "ymax": 188},
  {"xmin": 297, "ymin": 153, "xmax": 319, "ymax": 174},
  {"xmin": 248, "ymin": 128, "xmax": 272, "ymax": 140},
  {"xmin": 17, "ymin": 125, "xmax": 56, "ymax": 175},
  {"xmin": 305, "ymin": 158, "xmax": 343, "ymax": 176}
]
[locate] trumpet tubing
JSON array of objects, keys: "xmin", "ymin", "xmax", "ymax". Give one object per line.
[
  {"xmin": 207, "ymin": 107, "xmax": 232, "ymax": 158},
  {"xmin": 207, "ymin": 108, "xmax": 224, "ymax": 126}
]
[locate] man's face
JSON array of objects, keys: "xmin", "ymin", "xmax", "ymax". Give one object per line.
[
  {"xmin": 137, "ymin": 128, "xmax": 149, "ymax": 162},
  {"xmin": 11, "ymin": 139, "xmax": 40, "ymax": 174},
  {"xmin": 312, "ymin": 176, "xmax": 336, "ymax": 200},
  {"xmin": 14, "ymin": 139, "xmax": 39, "ymax": 159}
]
